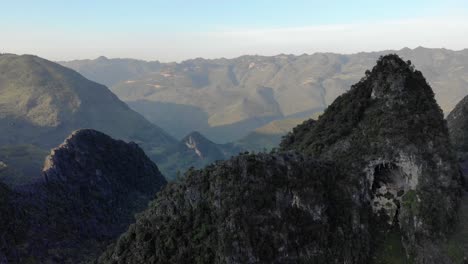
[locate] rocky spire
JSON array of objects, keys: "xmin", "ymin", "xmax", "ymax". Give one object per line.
[{"xmin": 282, "ymin": 54, "xmax": 463, "ymax": 262}]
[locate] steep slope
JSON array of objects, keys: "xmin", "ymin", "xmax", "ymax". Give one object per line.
[
  {"xmin": 447, "ymin": 96, "xmax": 468, "ymax": 260},
  {"xmin": 0, "ymin": 54, "xmax": 175, "ymax": 148},
  {"xmin": 0, "ymin": 53, "xmax": 180, "ymax": 182},
  {"xmin": 61, "ymin": 47, "xmax": 468, "ymax": 143},
  {"xmin": 97, "ymin": 153, "xmax": 369, "ymax": 264},
  {"xmin": 281, "ymin": 55, "xmax": 462, "ymax": 262},
  {"xmin": 447, "ymin": 95, "xmax": 468, "ymax": 188},
  {"xmin": 1, "ymin": 129, "xmax": 167, "ymax": 263}
]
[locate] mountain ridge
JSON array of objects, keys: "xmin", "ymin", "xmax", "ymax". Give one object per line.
[
  {"xmin": 60, "ymin": 47, "xmax": 468, "ymax": 143},
  {"xmin": 95, "ymin": 55, "xmax": 465, "ymax": 263},
  {"xmin": 0, "ymin": 53, "xmax": 202, "ymax": 181}
]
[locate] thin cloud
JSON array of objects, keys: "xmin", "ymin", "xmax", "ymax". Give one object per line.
[{"xmin": 3, "ymin": 16, "xmax": 468, "ymax": 61}]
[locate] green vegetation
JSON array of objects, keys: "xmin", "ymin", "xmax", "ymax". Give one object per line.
[
  {"xmin": 97, "ymin": 153, "xmax": 369, "ymax": 263},
  {"xmin": 280, "ymin": 54, "xmax": 462, "ymax": 261},
  {"xmin": 373, "ymin": 231, "xmax": 412, "ymax": 264},
  {"xmin": 0, "ymin": 144, "xmax": 48, "ymax": 186},
  {"xmin": 443, "ymin": 193, "xmax": 468, "ymax": 263},
  {"xmin": 401, "ymin": 190, "xmax": 418, "ymax": 213}
]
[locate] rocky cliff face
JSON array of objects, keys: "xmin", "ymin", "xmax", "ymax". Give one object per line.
[
  {"xmin": 282, "ymin": 54, "xmax": 463, "ymax": 262},
  {"xmin": 98, "ymin": 153, "xmax": 370, "ymax": 264},
  {"xmin": 0, "ymin": 129, "xmax": 167, "ymax": 263},
  {"xmin": 96, "ymin": 55, "xmax": 464, "ymax": 264},
  {"xmin": 41, "ymin": 129, "xmax": 167, "ymax": 243},
  {"xmin": 447, "ymin": 95, "xmax": 468, "ymax": 189}
]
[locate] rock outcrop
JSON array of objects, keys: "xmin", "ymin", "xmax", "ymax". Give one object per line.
[
  {"xmin": 182, "ymin": 131, "xmax": 226, "ymax": 159},
  {"xmin": 97, "ymin": 153, "xmax": 370, "ymax": 264},
  {"xmin": 0, "ymin": 129, "xmax": 167, "ymax": 263},
  {"xmin": 282, "ymin": 54, "xmax": 463, "ymax": 262},
  {"xmin": 182, "ymin": 131, "xmax": 242, "ymax": 161},
  {"xmin": 447, "ymin": 95, "xmax": 468, "ymax": 189},
  {"xmin": 41, "ymin": 129, "xmax": 167, "ymax": 242}
]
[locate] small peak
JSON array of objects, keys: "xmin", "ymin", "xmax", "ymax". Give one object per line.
[
  {"xmin": 96, "ymin": 56, "xmax": 108, "ymax": 61},
  {"xmin": 182, "ymin": 131, "xmax": 209, "ymax": 142},
  {"xmin": 67, "ymin": 129, "xmax": 109, "ymax": 140},
  {"xmin": 59, "ymin": 129, "xmax": 119, "ymax": 150},
  {"xmin": 370, "ymin": 54, "xmax": 414, "ymax": 76},
  {"xmin": 377, "ymin": 54, "xmax": 408, "ymax": 66}
]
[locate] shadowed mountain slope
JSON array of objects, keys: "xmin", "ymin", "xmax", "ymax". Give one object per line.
[
  {"xmin": 0, "ymin": 129, "xmax": 167, "ymax": 263},
  {"xmin": 61, "ymin": 47, "xmax": 468, "ymax": 143},
  {"xmin": 0, "ymin": 54, "xmax": 192, "ymax": 181}
]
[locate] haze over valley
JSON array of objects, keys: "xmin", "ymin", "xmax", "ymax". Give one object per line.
[
  {"xmin": 2, "ymin": 1, "xmax": 468, "ymax": 263},
  {"xmin": 61, "ymin": 47, "xmax": 468, "ymax": 143}
]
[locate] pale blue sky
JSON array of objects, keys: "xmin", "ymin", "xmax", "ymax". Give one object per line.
[{"xmin": 2, "ymin": 0, "xmax": 468, "ymax": 61}]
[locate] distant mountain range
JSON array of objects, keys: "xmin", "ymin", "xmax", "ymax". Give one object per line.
[
  {"xmin": 61, "ymin": 47, "xmax": 468, "ymax": 143},
  {"xmin": 0, "ymin": 54, "xmax": 233, "ymax": 182}
]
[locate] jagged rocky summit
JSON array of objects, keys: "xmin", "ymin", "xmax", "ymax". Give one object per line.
[
  {"xmin": 281, "ymin": 54, "xmax": 463, "ymax": 262},
  {"xmin": 97, "ymin": 55, "xmax": 464, "ymax": 264},
  {"xmin": 0, "ymin": 129, "xmax": 167, "ymax": 263},
  {"xmin": 41, "ymin": 129, "xmax": 167, "ymax": 241}
]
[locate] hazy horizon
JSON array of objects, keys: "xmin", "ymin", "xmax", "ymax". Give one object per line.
[{"xmin": 2, "ymin": 0, "xmax": 468, "ymax": 62}]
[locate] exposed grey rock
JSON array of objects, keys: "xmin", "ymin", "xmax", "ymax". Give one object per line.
[{"xmin": 281, "ymin": 55, "xmax": 463, "ymax": 263}]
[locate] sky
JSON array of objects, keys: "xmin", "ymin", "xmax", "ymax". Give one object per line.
[{"xmin": 2, "ymin": 0, "xmax": 468, "ymax": 61}]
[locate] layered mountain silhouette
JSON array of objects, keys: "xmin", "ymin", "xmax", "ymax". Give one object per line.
[
  {"xmin": 0, "ymin": 54, "xmax": 175, "ymax": 148},
  {"xmin": 0, "ymin": 53, "xmax": 211, "ymax": 181},
  {"xmin": 1, "ymin": 52, "xmax": 467, "ymax": 263},
  {"xmin": 95, "ymin": 55, "xmax": 466, "ymax": 263},
  {"xmin": 61, "ymin": 47, "xmax": 468, "ymax": 143}
]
